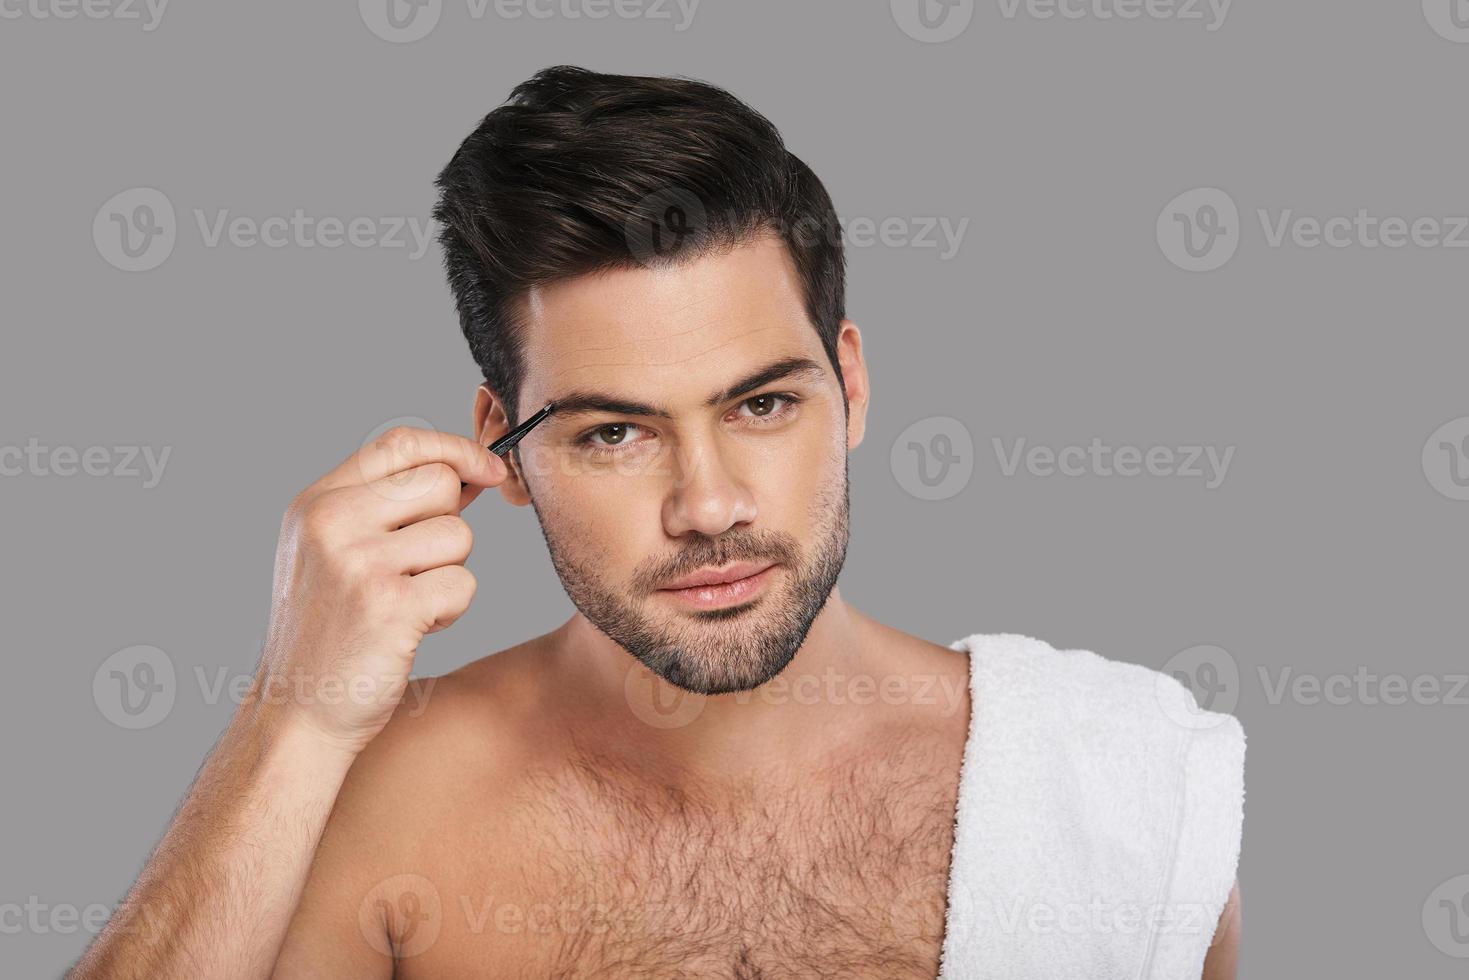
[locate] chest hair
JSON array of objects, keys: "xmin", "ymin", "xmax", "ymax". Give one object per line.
[{"xmin": 506, "ymin": 734, "xmax": 962, "ymax": 980}]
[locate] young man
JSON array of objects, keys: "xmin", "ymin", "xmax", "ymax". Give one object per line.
[{"xmin": 71, "ymin": 66, "xmax": 1244, "ymax": 979}]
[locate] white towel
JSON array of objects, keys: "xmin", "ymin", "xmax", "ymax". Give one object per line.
[{"xmin": 937, "ymin": 633, "xmax": 1246, "ymax": 980}]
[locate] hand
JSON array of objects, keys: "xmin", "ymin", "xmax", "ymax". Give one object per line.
[{"xmin": 254, "ymin": 425, "xmax": 508, "ymax": 754}]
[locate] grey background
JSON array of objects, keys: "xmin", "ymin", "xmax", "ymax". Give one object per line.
[{"xmin": 3, "ymin": 1, "xmax": 1467, "ymax": 975}]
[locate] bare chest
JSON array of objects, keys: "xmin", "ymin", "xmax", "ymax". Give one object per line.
[{"xmin": 412, "ymin": 740, "xmax": 963, "ymax": 979}]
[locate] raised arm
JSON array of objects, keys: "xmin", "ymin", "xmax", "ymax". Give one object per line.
[{"xmin": 69, "ymin": 426, "xmax": 506, "ymax": 980}]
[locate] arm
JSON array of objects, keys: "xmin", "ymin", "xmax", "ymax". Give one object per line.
[
  {"xmin": 68, "ymin": 426, "xmax": 507, "ymax": 980},
  {"xmin": 1200, "ymin": 878, "xmax": 1241, "ymax": 980},
  {"xmin": 68, "ymin": 692, "xmax": 358, "ymax": 979}
]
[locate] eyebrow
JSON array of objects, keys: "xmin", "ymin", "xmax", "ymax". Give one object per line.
[{"xmin": 541, "ymin": 356, "xmax": 829, "ymax": 426}]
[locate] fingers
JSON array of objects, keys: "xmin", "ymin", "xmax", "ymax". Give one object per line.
[
  {"xmin": 408, "ymin": 564, "xmax": 477, "ymax": 634},
  {"xmin": 339, "ymin": 450, "xmax": 508, "ymax": 532},
  {"xmin": 360, "ymin": 461, "xmax": 469, "ymax": 530},
  {"xmin": 385, "ymin": 514, "xmax": 473, "ymax": 575},
  {"xmin": 457, "ymin": 480, "xmax": 489, "ymax": 514},
  {"xmin": 321, "ymin": 426, "xmax": 508, "ymax": 493}
]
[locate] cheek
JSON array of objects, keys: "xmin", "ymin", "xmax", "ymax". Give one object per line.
[
  {"xmin": 782, "ymin": 407, "xmax": 846, "ymax": 484},
  {"xmin": 542, "ymin": 477, "xmax": 659, "ymax": 573},
  {"xmin": 757, "ymin": 436, "xmax": 843, "ymax": 530}
]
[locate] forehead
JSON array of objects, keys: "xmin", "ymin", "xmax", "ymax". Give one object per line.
[{"xmin": 516, "ymin": 233, "xmax": 821, "ymax": 408}]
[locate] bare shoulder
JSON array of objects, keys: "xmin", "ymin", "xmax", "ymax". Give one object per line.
[
  {"xmin": 859, "ymin": 612, "xmax": 970, "ymax": 700},
  {"xmin": 324, "ymin": 636, "xmax": 564, "ymax": 849},
  {"xmin": 274, "ymin": 639, "xmax": 562, "ymax": 974},
  {"xmin": 852, "ymin": 610, "xmax": 970, "ymax": 677},
  {"xmin": 836, "ymin": 612, "xmax": 972, "ymax": 761},
  {"xmin": 356, "ymin": 637, "xmax": 559, "ymax": 785}
]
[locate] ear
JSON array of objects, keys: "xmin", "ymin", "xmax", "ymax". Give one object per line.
[
  {"xmin": 473, "ymin": 383, "xmax": 533, "ymax": 506},
  {"xmin": 835, "ymin": 319, "xmax": 871, "ymax": 451}
]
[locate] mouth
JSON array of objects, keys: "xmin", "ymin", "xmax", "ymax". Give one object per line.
[{"xmin": 655, "ymin": 562, "xmax": 780, "ymax": 611}]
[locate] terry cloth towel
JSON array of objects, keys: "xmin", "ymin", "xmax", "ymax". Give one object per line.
[{"xmin": 936, "ymin": 633, "xmax": 1246, "ymax": 980}]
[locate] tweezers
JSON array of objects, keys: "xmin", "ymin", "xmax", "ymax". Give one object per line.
[{"xmin": 461, "ymin": 401, "xmax": 556, "ymax": 488}]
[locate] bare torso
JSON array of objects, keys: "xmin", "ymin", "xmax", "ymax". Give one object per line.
[
  {"xmin": 338, "ymin": 626, "xmax": 972, "ymax": 978},
  {"xmin": 408, "ymin": 733, "xmax": 962, "ymax": 977}
]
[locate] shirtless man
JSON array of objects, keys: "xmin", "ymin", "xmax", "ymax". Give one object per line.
[{"xmin": 70, "ymin": 65, "xmax": 1241, "ymax": 979}]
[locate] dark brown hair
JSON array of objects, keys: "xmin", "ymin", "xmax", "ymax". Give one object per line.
[{"xmin": 432, "ymin": 65, "xmax": 848, "ymax": 430}]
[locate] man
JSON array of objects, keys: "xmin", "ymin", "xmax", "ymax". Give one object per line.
[{"xmin": 70, "ymin": 66, "xmax": 1243, "ymax": 979}]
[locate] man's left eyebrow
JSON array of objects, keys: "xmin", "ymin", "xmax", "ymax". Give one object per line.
[
  {"xmin": 545, "ymin": 356, "xmax": 828, "ymax": 423},
  {"xmin": 707, "ymin": 356, "xmax": 827, "ymax": 407}
]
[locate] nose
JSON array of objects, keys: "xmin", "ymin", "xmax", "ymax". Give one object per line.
[{"xmin": 661, "ymin": 439, "xmax": 758, "ymax": 538}]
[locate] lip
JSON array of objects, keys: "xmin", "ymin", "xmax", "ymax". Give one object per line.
[
  {"xmin": 655, "ymin": 562, "xmax": 779, "ymax": 610},
  {"xmin": 659, "ymin": 561, "xmax": 776, "ymax": 590}
]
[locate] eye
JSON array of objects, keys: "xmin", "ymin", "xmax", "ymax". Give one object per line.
[
  {"xmin": 736, "ymin": 392, "xmax": 798, "ymax": 420},
  {"xmin": 573, "ymin": 392, "xmax": 803, "ymax": 457},
  {"xmin": 578, "ymin": 421, "xmax": 647, "ymax": 451}
]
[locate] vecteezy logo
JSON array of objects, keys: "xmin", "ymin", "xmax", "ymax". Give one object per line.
[
  {"xmin": 1156, "ymin": 644, "xmax": 1239, "ymax": 729},
  {"xmin": 357, "ymin": 416, "xmax": 448, "ymax": 503},
  {"xmin": 359, "ymin": 0, "xmax": 442, "ymax": 42},
  {"xmin": 1423, "ymin": 0, "xmax": 1469, "ymax": 43},
  {"xmin": 358, "ymin": 874, "xmax": 443, "ymax": 957},
  {"xmin": 623, "ymin": 660, "xmax": 707, "ymax": 730},
  {"xmin": 891, "ymin": 0, "xmax": 974, "ymax": 42},
  {"xmin": 1156, "ymin": 187, "xmax": 1240, "ymax": 272},
  {"xmin": 623, "ymin": 186, "xmax": 708, "ymax": 269},
  {"xmin": 93, "ymin": 644, "xmax": 176, "ymax": 729},
  {"xmin": 93, "ymin": 188, "xmax": 176, "ymax": 272},
  {"xmin": 890, "ymin": 416, "xmax": 974, "ymax": 501},
  {"xmin": 1423, "ymin": 416, "xmax": 1469, "ymax": 501},
  {"xmin": 1423, "ymin": 874, "xmax": 1469, "ymax": 957}
]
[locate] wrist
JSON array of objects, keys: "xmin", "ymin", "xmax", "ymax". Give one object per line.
[
  {"xmin": 239, "ymin": 675, "xmax": 364, "ymax": 775},
  {"xmin": 261, "ymin": 708, "xmax": 363, "ymax": 776}
]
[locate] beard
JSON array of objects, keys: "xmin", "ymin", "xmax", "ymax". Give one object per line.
[{"xmin": 527, "ymin": 452, "xmax": 850, "ymax": 695}]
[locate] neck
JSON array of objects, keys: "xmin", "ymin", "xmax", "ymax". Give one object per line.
[{"xmin": 551, "ymin": 585, "xmax": 888, "ymax": 788}]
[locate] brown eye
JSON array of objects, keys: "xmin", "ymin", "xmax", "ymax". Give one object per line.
[
  {"xmin": 746, "ymin": 395, "xmax": 779, "ymax": 417},
  {"xmin": 594, "ymin": 423, "xmax": 629, "ymax": 445},
  {"xmin": 576, "ymin": 420, "xmax": 652, "ymax": 453},
  {"xmin": 736, "ymin": 393, "xmax": 800, "ymax": 422}
]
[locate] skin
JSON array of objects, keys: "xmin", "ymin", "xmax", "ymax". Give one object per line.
[{"xmin": 68, "ymin": 230, "xmax": 1240, "ymax": 979}]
